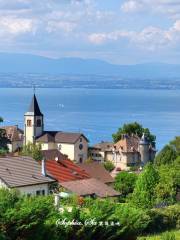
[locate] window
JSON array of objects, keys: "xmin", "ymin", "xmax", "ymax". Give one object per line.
[
  {"xmin": 36, "ymin": 190, "xmax": 41, "ymax": 196},
  {"xmin": 27, "ymin": 120, "xmax": 32, "ymax": 127},
  {"xmin": 80, "ymin": 137, "xmax": 83, "ymax": 142},
  {"xmin": 79, "ymin": 144, "xmax": 83, "ymax": 150},
  {"xmin": 8, "ymin": 134, "xmax": 12, "ymax": 139},
  {"xmin": 37, "ymin": 119, "xmax": 41, "ymax": 127},
  {"xmin": 79, "ymin": 157, "xmax": 83, "ymax": 163},
  {"xmin": 36, "ymin": 190, "xmax": 45, "ymax": 196}
]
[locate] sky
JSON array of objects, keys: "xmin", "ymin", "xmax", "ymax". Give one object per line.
[{"xmin": 0, "ymin": 0, "xmax": 180, "ymax": 64}]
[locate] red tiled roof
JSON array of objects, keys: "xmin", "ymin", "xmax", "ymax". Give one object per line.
[{"xmin": 46, "ymin": 159, "xmax": 90, "ymax": 182}]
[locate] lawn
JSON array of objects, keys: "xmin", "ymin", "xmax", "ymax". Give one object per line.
[{"xmin": 138, "ymin": 230, "xmax": 180, "ymax": 240}]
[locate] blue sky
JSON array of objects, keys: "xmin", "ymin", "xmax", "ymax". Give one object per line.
[{"xmin": 0, "ymin": 0, "xmax": 180, "ymax": 64}]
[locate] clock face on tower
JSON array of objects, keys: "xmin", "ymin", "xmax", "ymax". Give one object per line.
[{"xmin": 79, "ymin": 144, "xmax": 83, "ymax": 150}]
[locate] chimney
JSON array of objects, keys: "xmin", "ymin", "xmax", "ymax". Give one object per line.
[{"xmin": 41, "ymin": 158, "xmax": 46, "ymax": 176}]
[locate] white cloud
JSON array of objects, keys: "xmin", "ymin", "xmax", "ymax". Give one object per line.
[
  {"xmin": 121, "ymin": 0, "xmax": 180, "ymax": 19},
  {"xmin": 88, "ymin": 20, "xmax": 180, "ymax": 51},
  {"xmin": 121, "ymin": 0, "xmax": 143, "ymax": 13},
  {"xmin": 0, "ymin": 17, "xmax": 35, "ymax": 35},
  {"xmin": 46, "ymin": 21, "xmax": 77, "ymax": 33},
  {"xmin": 173, "ymin": 20, "xmax": 180, "ymax": 31},
  {"xmin": 88, "ymin": 31, "xmax": 133, "ymax": 44}
]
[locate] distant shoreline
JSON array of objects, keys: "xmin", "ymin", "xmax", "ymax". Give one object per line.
[{"xmin": 0, "ymin": 86, "xmax": 179, "ymax": 90}]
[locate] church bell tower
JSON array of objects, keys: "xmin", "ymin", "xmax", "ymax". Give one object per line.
[{"xmin": 24, "ymin": 94, "xmax": 44, "ymax": 145}]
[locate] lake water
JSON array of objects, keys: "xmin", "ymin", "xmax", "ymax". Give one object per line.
[{"xmin": 0, "ymin": 88, "xmax": 180, "ymax": 150}]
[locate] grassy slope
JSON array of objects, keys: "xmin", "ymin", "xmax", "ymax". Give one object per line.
[{"xmin": 138, "ymin": 230, "xmax": 180, "ymax": 240}]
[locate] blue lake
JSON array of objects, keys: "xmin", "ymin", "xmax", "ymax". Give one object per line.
[{"xmin": 0, "ymin": 88, "xmax": 180, "ymax": 150}]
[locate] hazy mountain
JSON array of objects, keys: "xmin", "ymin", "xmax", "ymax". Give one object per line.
[{"xmin": 0, "ymin": 53, "xmax": 180, "ymax": 79}]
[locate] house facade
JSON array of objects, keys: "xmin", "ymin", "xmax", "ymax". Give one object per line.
[
  {"xmin": 24, "ymin": 94, "xmax": 88, "ymax": 163},
  {"xmin": 0, "ymin": 156, "xmax": 56, "ymax": 196}
]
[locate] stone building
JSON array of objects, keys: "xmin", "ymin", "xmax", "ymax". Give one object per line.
[
  {"xmin": 1, "ymin": 125, "xmax": 24, "ymax": 152},
  {"xmin": 89, "ymin": 134, "xmax": 156, "ymax": 170}
]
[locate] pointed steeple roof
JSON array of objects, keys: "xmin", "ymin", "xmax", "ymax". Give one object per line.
[{"xmin": 26, "ymin": 94, "xmax": 43, "ymax": 116}]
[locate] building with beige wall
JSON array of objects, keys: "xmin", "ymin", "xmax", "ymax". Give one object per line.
[
  {"xmin": 36, "ymin": 131, "xmax": 88, "ymax": 163},
  {"xmin": 89, "ymin": 134, "xmax": 156, "ymax": 171},
  {"xmin": 24, "ymin": 94, "xmax": 89, "ymax": 163}
]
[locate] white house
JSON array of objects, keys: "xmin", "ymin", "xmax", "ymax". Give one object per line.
[
  {"xmin": 0, "ymin": 156, "xmax": 56, "ymax": 196},
  {"xmin": 24, "ymin": 94, "xmax": 89, "ymax": 163}
]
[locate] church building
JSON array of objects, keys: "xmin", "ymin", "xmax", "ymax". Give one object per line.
[{"xmin": 24, "ymin": 94, "xmax": 88, "ymax": 163}]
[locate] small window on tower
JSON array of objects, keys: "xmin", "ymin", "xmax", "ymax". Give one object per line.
[
  {"xmin": 27, "ymin": 120, "xmax": 32, "ymax": 127},
  {"xmin": 37, "ymin": 119, "xmax": 41, "ymax": 127}
]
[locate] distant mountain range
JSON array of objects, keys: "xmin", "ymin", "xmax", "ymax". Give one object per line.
[{"xmin": 0, "ymin": 53, "xmax": 180, "ymax": 79}]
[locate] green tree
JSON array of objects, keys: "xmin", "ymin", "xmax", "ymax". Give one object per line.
[
  {"xmin": 114, "ymin": 171, "xmax": 138, "ymax": 198},
  {"xmin": 131, "ymin": 163, "xmax": 160, "ymax": 209},
  {"xmin": 155, "ymin": 145, "xmax": 177, "ymax": 166},
  {"xmin": 170, "ymin": 136, "xmax": 180, "ymax": 155},
  {"xmin": 1, "ymin": 194, "xmax": 58, "ymax": 240},
  {"xmin": 103, "ymin": 161, "xmax": 115, "ymax": 172},
  {"xmin": 155, "ymin": 157, "xmax": 180, "ymax": 205},
  {"xmin": 21, "ymin": 142, "xmax": 43, "ymax": 161},
  {"xmin": 112, "ymin": 122, "xmax": 156, "ymax": 146},
  {"xmin": 0, "ymin": 117, "xmax": 8, "ymax": 153}
]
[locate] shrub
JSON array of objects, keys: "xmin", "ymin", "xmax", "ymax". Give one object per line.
[
  {"xmin": 146, "ymin": 205, "xmax": 180, "ymax": 234},
  {"xmin": 103, "ymin": 161, "xmax": 115, "ymax": 172},
  {"xmin": 161, "ymin": 232, "xmax": 176, "ymax": 240}
]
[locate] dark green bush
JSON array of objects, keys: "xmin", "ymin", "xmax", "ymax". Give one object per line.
[{"xmin": 145, "ymin": 205, "xmax": 180, "ymax": 234}]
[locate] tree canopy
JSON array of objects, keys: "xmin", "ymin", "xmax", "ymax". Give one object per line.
[
  {"xmin": 114, "ymin": 171, "xmax": 138, "ymax": 198},
  {"xmin": 155, "ymin": 158, "xmax": 180, "ymax": 205},
  {"xmin": 155, "ymin": 145, "xmax": 177, "ymax": 166},
  {"xmin": 0, "ymin": 117, "xmax": 8, "ymax": 153},
  {"xmin": 112, "ymin": 122, "xmax": 156, "ymax": 146},
  {"xmin": 170, "ymin": 136, "xmax": 180, "ymax": 155},
  {"xmin": 131, "ymin": 163, "xmax": 160, "ymax": 209},
  {"xmin": 21, "ymin": 142, "xmax": 43, "ymax": 161},
  {"xmin": 155, "ymin": 136, "xmax": 180, "ymax": 166}
]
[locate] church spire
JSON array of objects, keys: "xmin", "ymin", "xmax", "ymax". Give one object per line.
[{"xmin": 28, "ymin": 94, "xmax": 43, "ymax": 116}]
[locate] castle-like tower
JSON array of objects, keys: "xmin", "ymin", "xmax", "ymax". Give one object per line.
[
  {"xmin": 139, "ymin": 133, "xmax": 150, "ymax": 165},
  {"xmin": 24, "ymin": 94, "xmax": 44, "ymax": 145}
]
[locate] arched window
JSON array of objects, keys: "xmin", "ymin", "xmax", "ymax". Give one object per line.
[
  {"xmin": 37, "ymin": 119, "xmax": 41, "ymax": 127},
  {"xmin": 27, "ymin": 120, "xmax": 32, "ymax": 127}
]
